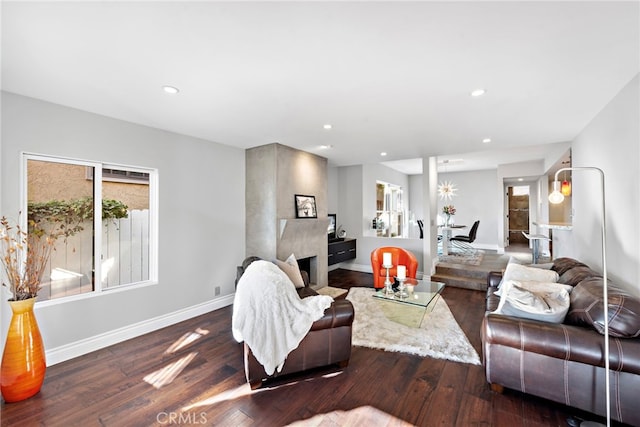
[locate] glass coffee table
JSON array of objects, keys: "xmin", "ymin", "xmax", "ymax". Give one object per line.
[{"xmin": 372, "ymin": 279, "xmax": 446, "ymax": 327}]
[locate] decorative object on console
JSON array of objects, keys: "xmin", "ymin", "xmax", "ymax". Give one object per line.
[
  {"xmin": 327, "ymin": 213, "xmax": 337, "ymax": 240},
  {"xmin": 549, "ymin": 166, "xmax": 610, "ymax": 427},
  {"xmin": 294, "ymin": 194, "xmax": 317, "ymax": 218}
]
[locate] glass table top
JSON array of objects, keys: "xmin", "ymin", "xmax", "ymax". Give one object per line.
[{"xmin": 372, "ymin": 279, "xmax": 446, "ymax": 308}]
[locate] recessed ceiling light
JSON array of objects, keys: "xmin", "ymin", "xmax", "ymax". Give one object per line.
[
  {"xmin": 319, "ymin": 144, "xmax": 333, "ymax": 149},
  {"xmin": 162, "ymin": 85, "xmax": 180, "ymax": 94},
  {"xmin": 518, "ymin": 178, "xmax": 524, "ymax": 182},
  {"xmin": 470, "ymin": 88, "xmax": 486, "ymax": 97},
  {"xmin": 323, "ymin": 124, "xmax": 332, "ymax": 130},
  {"xmin": 482, "ymin": 138, "xmax": 491, "ymax": 143},
  {"xmin": 380, "ymin": 152, "xmax": 388, "ymax": 157}
]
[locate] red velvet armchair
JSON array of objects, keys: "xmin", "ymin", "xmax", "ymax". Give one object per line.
[{"xmin": 370, "ymin": 247, "xmax": 419, "ymax": 289}]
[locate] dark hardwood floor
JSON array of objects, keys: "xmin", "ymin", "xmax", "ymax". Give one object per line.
[{"xmin": 1, "ymin": 269, "xmax": 614, "ymax": 426}]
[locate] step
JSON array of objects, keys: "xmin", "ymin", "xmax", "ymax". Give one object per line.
[
  {"xmin": 434, "ymin": 264, "xmax": 490, "ymax": 280},
  {"xmin": 431, "ymin": 273, "xmax": 487, "ymax": 291}
]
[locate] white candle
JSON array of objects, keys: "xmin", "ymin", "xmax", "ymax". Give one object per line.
[
  {"xmin": 397, "ymin": 265, "xmax": 406, "ymax": 280},
  {"xmin": 383, "ymin": 252, "xmax": 392, "ymax": 266}
]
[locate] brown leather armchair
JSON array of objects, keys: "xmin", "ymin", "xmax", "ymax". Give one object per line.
[
  {"xmin": 370, "ymin": 247, "xmax": 419, "ymax": 289},
  {"xmin": 236, "ymin": 257, "xmax": 354, "ymax": 389}
]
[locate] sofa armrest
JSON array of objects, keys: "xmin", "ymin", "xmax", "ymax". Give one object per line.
[
  {"xmin": 483, "ymin": 313, "xmax": 640, "ymax": 375},
  {"xmin": 487, "ymin": 271, "xmax": 503, "ymax": 288},
  {"xmin": 310, "ymin": 299, "xmax": 354, "ymax": 331}
]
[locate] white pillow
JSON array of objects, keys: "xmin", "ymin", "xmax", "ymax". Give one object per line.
[
  {"xmin": 494, "ymin": 280, "xmax": 570, "ymax": 324},
  {"xmin": 502, "ymin": 262, "xmax": 559, "ymax": 285},
  {"xmin": 275, "ymin": 253, "xmax": 305, "ymax": 288},
  {"xmin": 495, "ymin": 280, "xmax": 573, "ymax": 297}
]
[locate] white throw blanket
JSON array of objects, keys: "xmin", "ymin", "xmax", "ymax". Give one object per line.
[{"xmin": 232, "ymin": 260, "xmax": 333, "ymax": 375}]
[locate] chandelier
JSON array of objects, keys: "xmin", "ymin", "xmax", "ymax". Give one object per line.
[{"xmin": 438, "ymin": 180, "xmax": 457, "ymax": 200}]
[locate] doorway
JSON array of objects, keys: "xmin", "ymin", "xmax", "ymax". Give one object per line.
[{"xmin": 507, "ymin": 185, "xmax": 530, "ymax": 246}]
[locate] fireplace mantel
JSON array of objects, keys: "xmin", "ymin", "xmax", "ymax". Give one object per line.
[
  {"xmin": 279, "ymin": 218, "xmax": 330, "ymax": 239},
  {"xmin": 277, "ymin": 218, "xmax": 330, "ymax": 261}
]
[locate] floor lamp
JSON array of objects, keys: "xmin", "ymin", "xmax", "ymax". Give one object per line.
[{"xmin": 549, "ymin": 167, "xmax": 609, "ymax": 427}]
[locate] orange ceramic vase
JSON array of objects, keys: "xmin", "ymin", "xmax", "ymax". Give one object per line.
[{"xmin": 1, "ymin": 298, "xmax": 46, "ymax": 402}]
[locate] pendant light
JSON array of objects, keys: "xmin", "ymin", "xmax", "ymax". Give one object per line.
[
  {"xmin": 438, "ymin": 159, "xmax": 458, "ymax": 200},
  {"xmin": 561, "ymin": 171, "xmax": 572, "ymax": 196}
]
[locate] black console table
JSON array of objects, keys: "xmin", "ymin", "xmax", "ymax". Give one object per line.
[{"xmin": 328, "ymin": 238, "xmax": 356, "ymax": 266}]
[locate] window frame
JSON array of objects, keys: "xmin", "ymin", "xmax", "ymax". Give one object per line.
[{"xmin": 22, "ymin": 152, "xmax": 159, "ymax": 307}]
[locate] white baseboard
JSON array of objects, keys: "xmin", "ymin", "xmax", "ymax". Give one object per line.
[
  {"xmin": 45, "ymin": 294, "xmax": 235, "ymax": 366},
  {"xmin": 342, "ymin": 262, "xmax": 372, "ymax": 274}
]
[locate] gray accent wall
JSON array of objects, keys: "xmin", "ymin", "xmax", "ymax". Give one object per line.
[{"xmin": 246, "ymin": 143, "xmax": 329, "ymax": 286}]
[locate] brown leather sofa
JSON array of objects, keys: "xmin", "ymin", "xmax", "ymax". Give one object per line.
[
  {"xmin": 482, "ymin": 257, "xmax": 640, "ymax": 426},
  {"xmin": 236, "ymin": 257, "xmax": 354, "ymax": 389}
]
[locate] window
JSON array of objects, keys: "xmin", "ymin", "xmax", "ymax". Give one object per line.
[
  {"xmin": 375, "ymin": 181, "xmax": 404, "ymax": 238},
  {"xmin": 25, "ymin": 154, "xmax": 158, "ymax": 303}
]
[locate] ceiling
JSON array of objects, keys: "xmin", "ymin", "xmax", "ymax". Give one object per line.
[{"xmin": 2, "ymin": 2, "xmax": 638, "ymax": 174}]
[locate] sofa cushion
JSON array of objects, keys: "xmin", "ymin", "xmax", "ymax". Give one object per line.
[
  {"xmin": 494, "ymin": 280, "xmax": 570, "ymax": 323},
  {"xmin": 558, "ymin": 266, "xmax": 601, "ymax": 287},
  {"xmin": 551, "ymin": 257, "xmax": 588, "ymax": 276},
  {"xmin": 566, "ymin": 278, "xmax": 640, "ymax": 338},
  {"xmin": 501, "ymin": 262, "xmax": 559, "ymax": 286},
  {"xmin": 275, "ymin": 253, "xmax": 305, "ymax": 288}
]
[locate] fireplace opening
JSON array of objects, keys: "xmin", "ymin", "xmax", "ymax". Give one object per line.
[{"xmin": 297, "ymin": 256, "xmax": 318, "ymax": 286}]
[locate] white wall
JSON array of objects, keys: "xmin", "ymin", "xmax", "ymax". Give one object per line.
[
  {"xmin": 334, "ymin": 164, "xmax": 504, "ymax": 275},
  {"xmin": 408, "ymin": 174, "xmax": 423, "ymax": 239},
  {"xmin": 568, "ymin": 74, "xmax": 640, "ymax": 295},
  {"xmin": 330, "ymin": 164, "xmax": 427, "ymax": 275},
  {"xmin": 328, "ymin": 166, "xmax": 339, "ymax": 215},
  {"xmin": 1, "ymin": 92, "xmax": 246, "ymax": 362},
  {"xmin": 437, "ymin": 169, "xmax": 501, "ymax": 251}
]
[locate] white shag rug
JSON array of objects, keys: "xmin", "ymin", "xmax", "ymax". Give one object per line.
[{"xmin": 346, "ymin": 287, "xmax": 481, "ymax": 365}]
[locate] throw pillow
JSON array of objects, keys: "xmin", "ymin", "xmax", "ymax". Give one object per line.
[
  {"xmin": 501, "ymin": 262, "xmax": 559, "ymax": 287},
  {"xmin": 566, "ymin": 278, "xmax": 640, "ymax": 338},
  {"xmin": 275, "ymin": 253, "xmax": 305, "ymax": 288},
  {"xmin": 506, "ymin": 256, "xmax": 553, "ymax": 270},
  {"xmin": 494, "ymin": 280, "xmax": 570, "ymax": 324},
  {"xmin": 558, "ymin": 266, "xmax": 601, "ymax": 287},
  {"xmin": 551, "ymin": 257, "xmax": 589, "ymax": 276}
]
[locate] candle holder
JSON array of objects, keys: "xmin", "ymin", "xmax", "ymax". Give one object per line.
[
  {"xmin": 382, "ymin": 263, "xmax": 394, "ymax": 296},
  {"xmin": 395, "ymin": 277, "xmax": 408, "ymax": 298}
]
